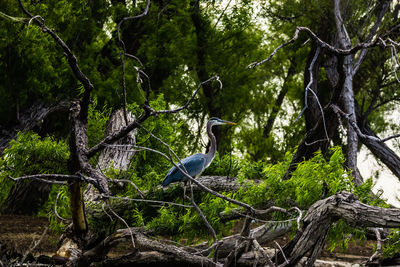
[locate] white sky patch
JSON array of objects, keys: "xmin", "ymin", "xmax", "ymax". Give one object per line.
[
  {"xmin": 358, "ymin": 109, "xmax": 400, "ymax": 207},
  {"xmin": 102, "ymin": 16, "xmax": 115, "ymax": 39}
]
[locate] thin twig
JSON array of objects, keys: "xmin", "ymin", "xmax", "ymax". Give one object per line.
[
  {"xmin": 368, "ymin": 227, "xmax": 383, "ymax": 263},
  {"xmin": 275, "ymin": 241, "xmax": 289, "ymax": 266},
  {"xmin": 109, "ymin": 178, "xmax": 145, "ymax": 198},
  {"xmin": 54, "ymin": 189, "xmax": 71, "ymax": 222},
  {"xmin": 106, "ymin": 195, "xmax": 192, "ymax": 208},
  {"xmin": 21, "ymin": 226, "xmax": 49, "ymax": 263},
  {"xmin": 252, "ymin": 239, "xmax": 275, "ymax": 267},
  {"xmin": 189, "ymin": 181, "xmax": 218, "ymax": 243},
  {"xmin": 117, "ymin": 0, "xmax": 151, "ymax": 109},
  {"xmin": 106, "ymin": 202, "xmax": 136, "ymax": 249},
  {"xmin": 295, "ymin": 46, "xmax": 330, "ymax": 144},
  {"xmin": 102, "ymin": 202, "xmax": 114, "ymax": 222},
  {"xmin": 248, "ymin": 26, "xmax": 387, "ymax": 69},
  {"xmin": 332, "ymin": 104, "xmax": 400, "ymax": 143},
  {"xmin": 120, "ymin": 51, "xmax": 129, "ymax": 125},
  {"xmin": 8, "ymin": 174, "xmax": 86, "ymax": 184},
  {"xmin": 233, "ymin": 206, "xmax": 302, "ymax": 229}
]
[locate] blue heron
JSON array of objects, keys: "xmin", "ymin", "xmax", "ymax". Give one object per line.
[{"xmin": 162, "ymin": 117, "xmax": 236, "ymax": 187}]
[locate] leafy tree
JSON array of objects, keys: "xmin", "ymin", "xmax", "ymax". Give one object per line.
[{"xmin": 0, "ymin": 0, "xmax": 400, "ymax": 266}]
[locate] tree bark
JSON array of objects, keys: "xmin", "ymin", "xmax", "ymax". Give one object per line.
[
  {"xmin": 278, "ymin": 191, "xmax": 400, "ymax": 266},
  {"xmin": 358, "ymin": 123, "xmax": 400, "ymax": 180},
  {"xmin": 85, "ymin": 109, "xmax": 137, "ymax": 202},
  {"xmin": 97, "ymin": 109, "xmax": 136, "ymax": 172}
]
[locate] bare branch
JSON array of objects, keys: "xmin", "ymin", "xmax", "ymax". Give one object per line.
[
  {"xmin": 189, "ymin": 182, "xmax": 218, "ymax": 243},
  {"xmin": 17, "ymin": 0, "xmax": 94, "ymax": 111},
  {"xmin": 120, "ymin": 51, "xmax": 129, "ymax": 125},
  {"xmin": 21, "ymin": 226, "xmax": 49, "ymax": 264},
  {"xmin": 117, "ymin": 0, "xmax": 151, "ymax": 54},
  {"xmin": 87, "ymin": 74, "xmax": 219, "ymax": 158},
  {"xmin": 84, "ymin": 228, "xmax": 220, "ymax": 266},
  {"xmin": 55, "ymin": 189, "xmax": 71, "ymax": 222},
  {"xmin": 106, "ymin": 202, "xmax": 136, "ymax": 249},
  {"xmin": 294, "ymin": 46, "xmax": 329, "ymax": 144},
  {"xmin": 368, "ymin": 227, "xmax": 383, "ymax": 263},
  {"xmin": 8, "ymin": 174, "xmax": 85, "ymax": 184},
  {"xmin": 249, "ymin": 26, "xmax": 388, "ymax": 68},
  {"xmin": 252, "ymin": 239, "xmax": 275, "ymax": 267},
  {"xmin": 333, "ymin": 104, "xmax": 400, "ymax": 143},
  {"xmin": 275, "ymin": 241, "xmax": 289, "ymax": 267},
  {"xmin": 87, "ymin": 113, "xmax": 150, "ymax": 158},
  {"xmin": 353, "ymin": 0, "xmax": 391, "ymax": 74},
  {"xmin": 106, "ymin": 195, "xmax": 192, "ymax": 208},
  {"xmin": 109, "ymin": 178, "xmax": 145, "ymax": 199},
  {"xmin": 229, "ymin": 206, "xmax": 302, "ymax": 229}
]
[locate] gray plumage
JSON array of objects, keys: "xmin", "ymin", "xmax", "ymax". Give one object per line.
[{"xmin": 162, "ymin": 117, "xmax": 236, "ymax": 186}]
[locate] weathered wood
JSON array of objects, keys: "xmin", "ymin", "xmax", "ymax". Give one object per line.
[
  {"xmin": 279, "ymin": 192, "xmax": 400, "ymax": 266},
  {"xmin": 196, "ymin": 223, "xmax": 291, "ymax": 258},
  {"xmin": 97, "ymin": 109, "xmax": 136, "ymax": 171},
  {"xmin": 85, "ymin": 109, "xmax": 137, "ymax": 203},
  {"xmin": 333, "ymin": 0, "xmax": 361, "ymax": 185},
  {"xmin": 358, "ymin": 122, "xmax": 400, "ymax": 181},
  {"xmin": 80, "ymin": 228, "xmax": 220, "ymax": 267}
]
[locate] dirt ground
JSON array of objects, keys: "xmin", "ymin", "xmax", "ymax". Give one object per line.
[
  {"xmin": 0, "ymin": 215, "xmax": 59, "ymax": 256},
  {"xmin": 0, "ymin": 215, "xmax": 375, "ymax": 262}
]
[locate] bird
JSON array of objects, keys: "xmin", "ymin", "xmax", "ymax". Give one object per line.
[{"xmin": 162, "ymin": 117, "xmax": 237, "ymax": 187}]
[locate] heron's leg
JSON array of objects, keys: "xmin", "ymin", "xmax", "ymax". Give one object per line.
[{"xmin": 183, "ymin": 180, "xmax": 187, "ymax": 206}]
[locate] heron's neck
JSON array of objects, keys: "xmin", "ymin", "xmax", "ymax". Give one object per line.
[{"xmin": 206, "ymin": 123, "xmax": 217, "ymax": 161}]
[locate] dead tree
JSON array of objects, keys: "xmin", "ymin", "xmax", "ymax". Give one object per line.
[
  {"xmin": 3, "ymin": 1, "xmax": 400, "ymax": 266},
  {"xmin": 251, "ymin": 0, "xmax": 398, "ymax": 185}
]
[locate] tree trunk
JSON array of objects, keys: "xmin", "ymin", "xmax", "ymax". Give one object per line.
[
  {"xmin": 278, "ymin": 191, "xmax": 400, "ymax": 266},
  {"xmin": 97, "ymin": 109, "xmax": 136, "ymax": 172},
  {"xmin": 334, "ymin": 0, "xmax": 362, "ymax": 185},
  {"xmin": 85, "ymin": 109, "xmax": 136, "ymax": 203},
  {"xmin": 283, "ymin": 104, "xmax": 339, "ymax": 180}
]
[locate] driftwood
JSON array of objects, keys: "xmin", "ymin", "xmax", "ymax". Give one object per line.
[
  {"xmin": 97, "ymin": 109, "xmax": 137, "ymax": 172},
  {"xmin": 64, "ymin": 191, "xmax": 400, "ymax": 267},
  {"xmin": 280, "ymin": 192, "xmax": 400, "ymax": 266}
]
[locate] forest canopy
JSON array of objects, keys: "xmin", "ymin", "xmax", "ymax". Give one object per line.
[{"xmin": 0, "ymin": 0, "xmax": 400, "ymax": 266}]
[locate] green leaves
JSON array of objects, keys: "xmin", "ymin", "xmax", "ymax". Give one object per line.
[{"xmin": 0, "ymin": 131, "xmax": 69, "ymax": 207}]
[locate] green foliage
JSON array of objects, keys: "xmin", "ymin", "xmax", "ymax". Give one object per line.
[
  {"xmin": 124, "ymin": 95, "xmax": 189, "ymax": 190},
  {"xmin": 87, "ymin": 99, "xmax": 112, "ymax": 148},
  {"xmin": 0, "ymin": 132, "xmax": 69, "ymax": 207},
  {"xmin": 383, "ymin": 229, "xmax": 400, "ymax": 258},
  {"xmin": 327, "ymin": 220, "xmax": 367, "ymax": 252},
  {"xmin": 38, "ymin": 185, "xmax": 71, "ymax": 232},
  {"xmin": 202, "ymin": 153, "xmax": 242, "ymax": 177},
  {"xmin": 0, "ymin": 0, "xmax": 396, "ymax": 256},
  {"xmin": 148, "ymin": 206, "xmax": 182, "ymax": 235},
  {"xmin": 144, "ymin": 147, "xmax": 387, "ymax": 244}
]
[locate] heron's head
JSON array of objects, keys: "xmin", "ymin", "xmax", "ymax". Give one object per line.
[{"xmin": 208, "ymin": 117, "xmax": 237, "ymax": 127}]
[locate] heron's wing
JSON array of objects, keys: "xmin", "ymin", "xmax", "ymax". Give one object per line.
[{"xmin": 162, "ymin": 153, "xmax": 206, "ymax": 186}]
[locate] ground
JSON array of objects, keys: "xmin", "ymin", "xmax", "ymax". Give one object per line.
[{"xmin": 0, "ymin": 215, "xmax": 375, "ymax": 265}]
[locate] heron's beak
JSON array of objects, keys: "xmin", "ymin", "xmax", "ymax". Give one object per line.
[{"xmin": 222, "ymin": 120, "xmax": 237, "ymax": 125}]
